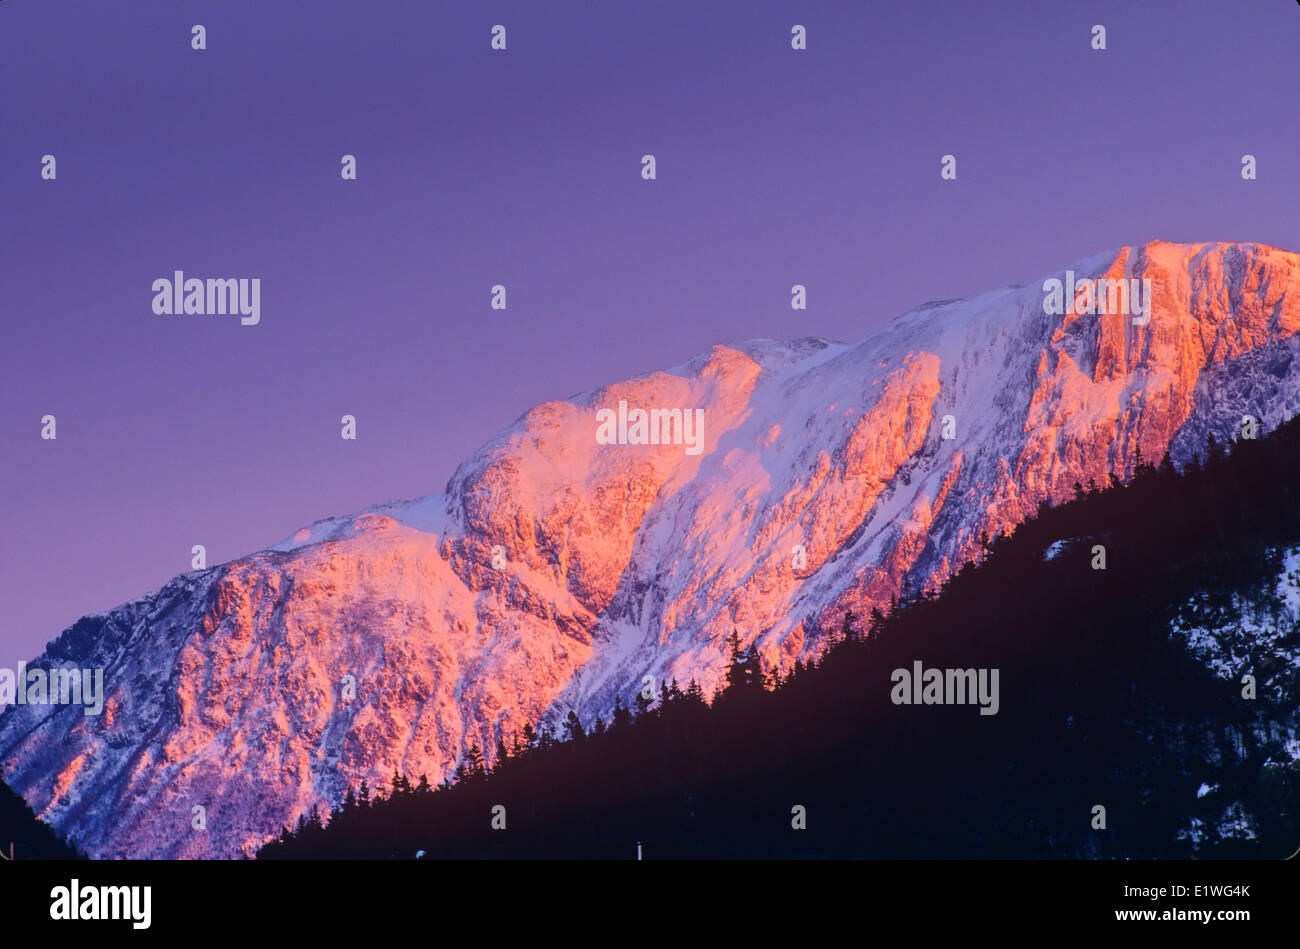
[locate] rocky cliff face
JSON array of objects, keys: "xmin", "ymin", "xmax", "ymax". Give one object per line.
[{"xmin": 4, "ymin": 240, "xmax": 1298, "ymax": 859}]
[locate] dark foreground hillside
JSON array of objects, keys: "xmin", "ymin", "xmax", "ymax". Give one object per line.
[
  {"xmin": 261, "ymin": 422, "xmax": 1300, "ymax": 859},
  {"xmin": 0, "ymin": 765, "xmax": 85, "ymax": 860}
]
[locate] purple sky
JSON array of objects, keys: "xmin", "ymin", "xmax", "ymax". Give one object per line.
[{"xmin": 2, "ymin": 0, "xmax": 1298, "ymax": 660}]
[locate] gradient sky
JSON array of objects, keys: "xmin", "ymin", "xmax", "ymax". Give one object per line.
[{"xmin": 2, "ymin": 0, "xmax": 1298, "ymax": 659}]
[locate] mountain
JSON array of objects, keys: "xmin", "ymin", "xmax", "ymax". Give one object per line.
[
  {"xmin": 259, "ymin": 414, "xmax": 1300, "ymax": 859},
  {"xmin": 3, "ymin": 240, "xmax": 1299, "ymax": 859}
]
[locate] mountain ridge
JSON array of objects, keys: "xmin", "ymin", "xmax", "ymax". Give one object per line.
[{"xmin": 3, "ymin": 239, "xmax": 1299, "ymax": 858}]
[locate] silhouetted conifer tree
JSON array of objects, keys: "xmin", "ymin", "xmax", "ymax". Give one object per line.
[
  {"xmin": 612, "ymin": 695, "xmax": 632, "ymax": 729},
  {"xmin": 633, "ymin": 690, "xmax": 653, "ymax": 720},
  {"xmin": 564, "ymin": 710, "xmax": 586, "ymax": 741}
]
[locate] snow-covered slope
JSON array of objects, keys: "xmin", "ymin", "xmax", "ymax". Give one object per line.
[
  {"xmin": 1169, "ymin": 546, "xmax": 1300, "ymax": 848},
  {"xmin": 3, "ymin": 240, "xmax": 1299, "ymax": 859}
]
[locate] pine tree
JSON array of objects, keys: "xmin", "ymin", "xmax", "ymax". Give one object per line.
[
  {"xmin": 564, "ymin": 709, "xmax": 586, "ymax": 741},
  {"xmin": 633, "ymin": 689, "xmax": 653, "ymax": 720},
  {"xmin": 465, "ymin": 743, "xmax": 484, "ymax": 778},
  {"xmin": 612, "ymin": 695, "xmax": 632, "ymax": 729},
  {"xmin": 725, "ymin": 629, "xmax": 743, "ymax": 671},
  {"xmin": 725, "ymin": 630, "xmax": 763, "ymax": 694},
  {"xmin": 1206, "ymin": 433, "xmax": 1224, "ymax": 464},
  {"xmin": 868, "ymin": 606, "xmax": 886, "ymax": 636},
  {"xmin": 724, "ymin": 629, "xmax": 743, "ymax": 689},
  {"xmin": 358, "ymin": 779, "xmax": 371, "ymax": 808}
]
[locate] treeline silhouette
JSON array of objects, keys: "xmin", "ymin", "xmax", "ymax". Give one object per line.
[
  {"xmin": 260, "ymin": 423, "xmax": 1300, "ymax": 859},
  {"xmin": 0, "ymin": 763, "xmax": 86, "ymax": 860}
]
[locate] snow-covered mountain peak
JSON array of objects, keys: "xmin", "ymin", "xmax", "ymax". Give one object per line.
[{"xmin": 4, "ymin": 240, "xmax": 1300, "ymax": 858}]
